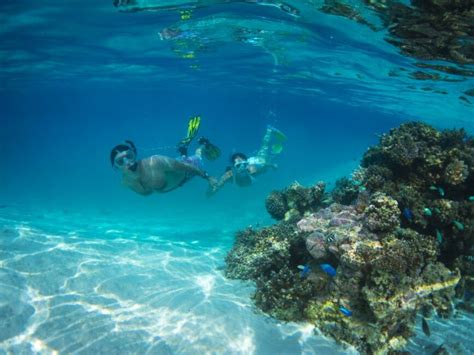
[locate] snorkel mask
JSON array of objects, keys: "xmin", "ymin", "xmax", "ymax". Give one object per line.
[
  {"xmin": 234, "ymin": 160, "xmax": 248, "ymax": 171},
  {"xmin": 114, "ymin": 149, "xmax": 136, "ymax": 168},
  {"xmin": 110, "ymin": 140, "xmax": 137, "ymax": 171},
  {"xmin": 233, "ymin": 159, "xmax": 253, "ymax": 187}
]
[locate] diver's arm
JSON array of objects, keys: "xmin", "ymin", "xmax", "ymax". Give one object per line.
[
  {"xmin": 206, "ymin": 169, "xmax": 233, "ymax": 197},
  {"xmin": 122, "ymin": 175, "xmax": 152, "ymax": 196},
  {"xmin": 129, "ymin": 182, "xmax": 153, "ymax": 195},
  {"xmin": 265, "ymin": 163, "xmax": 278, "ymax": 170},
  {"xmin": 218, "ymin": 169, "xmax": 233, "ymax": 186}
]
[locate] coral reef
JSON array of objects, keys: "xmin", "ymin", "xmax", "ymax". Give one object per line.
[
  {"xmin": 364, "ymin": 192, "xmax": 400, "ymax": 232},
  {"xmin": 331, "ymin": 177, "xmax": 360, "ymax": 205},
  {"xmin": 264, "ymin": 181, "xmax": 327, "ymax": 221},
  {"xmin": 225, "ymin": 223, "xmax": 297, "ymax": 280},
  {"xmin": 358, "ymin": 122, "xmax": 474, "ymax": 265},
  {"xmin": 225, "ymin": 122, "xmax": 474, "ymax": 354},
  {"xmin": 444, "ymin": 159, "xmax": 469, "ymax": 185},
  {"xmin": 265, "ymin": 191, "xmax": 287, "ymax": 220}
]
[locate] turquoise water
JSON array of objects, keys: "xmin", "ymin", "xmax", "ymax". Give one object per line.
[
  {"xmin": 3, "ymin": 207, "xmax": 473, "ymax": 354},
  {"xmin": 1, "ymin": 0, "xmax": 473, "ymax": 353},
  {"xmin": 1, "ymin": 208, "xmax": 352, "ymax": 354}
]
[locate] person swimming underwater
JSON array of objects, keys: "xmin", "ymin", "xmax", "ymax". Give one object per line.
[
  {"xmin": 208, "ymin": 125, "xmax": 286, "ymax": 195},
  {"xmin": 111, "ymin": 116, "xmax": 220, "ymax": 196}
]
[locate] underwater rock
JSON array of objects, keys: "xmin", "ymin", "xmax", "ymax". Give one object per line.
[{"xmin": 305, "ymin": 231, "xmax": 329, "ymax": 260}]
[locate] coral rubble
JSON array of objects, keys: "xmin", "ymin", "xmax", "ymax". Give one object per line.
[{"xmin": 225, "ymin": 122, "xmax": 474, "ymax": 354}]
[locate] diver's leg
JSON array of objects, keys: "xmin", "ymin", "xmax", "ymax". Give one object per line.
[
  {"xmin": 196, "ymin": 137, "xmax": 221, "ymax": 161},
  {"xmin": 177, "ymin": 142, "xmax": 188, "ymax": 156},
  {"xmin": 185, "ymin": 147, "xmax": 204, "ymax": 171},
  {"xmin": 177, "ymin": 116, "xmax": 201, "ymax": 157},
  {"xmin": 256, "ymin": 125, "xmax": 273, "ymax": 161},
  {"xmin": 193, "ymin": 145, "xmax": 203, "ymax": 159}
]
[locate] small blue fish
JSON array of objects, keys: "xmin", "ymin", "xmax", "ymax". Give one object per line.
[
  {"xmin": 423, "ymin": 208, "xmax": 432, "ymax": 216},
  {"xmin": 339, "ymin": 306, "xmax": 353, "ymax": 317},
  {"xmin": 300, "ymin": 265, "xmax": 311, "ymax": 279},
  {"xmin": 403, "ymin": 208, "xmax": 413, "ymax": 221},
  {"xmin": 438, "ymin": 187, "xmax": 445, "ymax": 197},
  {"xmin": 469, "ymin": 196, "xmax": 474, "ymax": 202},
  {"xmin": 429, "ymin": 185, "xmax": 438, "ymax": 191},
  {"xmin": 466, "ymin": 290, "xmax": 473, "ymax": 301},
  {"xmin": 436, "ymin": 229, "xmax": 443, "ymax": 244},
  {"xmin": 320, "ymin": 263, "xmax": 336, "ymax": 277},
  {"xmin": 453, "ymin": 220, "xmax": 464, "ymax": 231}
]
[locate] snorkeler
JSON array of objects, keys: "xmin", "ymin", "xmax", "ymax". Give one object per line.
[
  {"xmin": 208, "ymin": 125, "xmax": 286, "ymax": 196},
  {"xmin": 110, "ymin": 116, "xmax": 220, "ymax": 195}
]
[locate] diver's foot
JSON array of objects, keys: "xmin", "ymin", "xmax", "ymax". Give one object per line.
[
  {"xmin": 199, "ymin": 137, "xmax": 221, "ymax": 161},
  {"xmin": 267, "ymin": 125, "xmax": 286, "ymax": 141},
  {"xmin": 177, "ymin": 143, "xmax": 188, "ymax": 156},
  {"xmin": 266, "ymin": 124, "xmax": 282, "ymax": 134},
  {"xmin": 198, "ymin": 136, "xmax": 210, "ymax": 146}
]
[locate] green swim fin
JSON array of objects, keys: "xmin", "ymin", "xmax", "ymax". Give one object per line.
[
  {"xmin": 204, "ymin": 142, "xmax": 221, "ymax": 161},
  {"xmin": 178, "ymin": 115, "xmax": 201, "ymax": 148},
  {"xmin": 270, "ymin": 126, "xmax": 287, "ymax": 154},
  {"xmin": 186, "ymin": 115, "xmax": 201, "ymax": 140},
  {"xmin": 198, "ymin": 137, "xmax": 221, "ymax": 161},
  {"xmin": 271, "ymin": 143, "xmax": 284, "ymax": 154}
]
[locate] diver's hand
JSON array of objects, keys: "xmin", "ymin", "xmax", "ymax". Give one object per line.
[
  {"xmin": 207, "ymin": 176, "xmax": 218, "ymax": 188},
  {"xmin": 206, "ymin": 177, "xmax": 219, "ymax": 198}
]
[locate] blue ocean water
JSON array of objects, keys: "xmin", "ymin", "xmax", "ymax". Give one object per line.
[{"xmin": 1, "ymin": 0, "xmax": 473, "ymax": 353}]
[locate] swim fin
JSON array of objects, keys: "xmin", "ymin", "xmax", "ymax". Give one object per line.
[
  {"xmin": 186, "ymin": 115, "xmax": 201, "ymax": 141},
  {"xmin": 271, "ymin": 143, "xmax": 284, "ymax": 154},
  {"xmin": 177, "ymin": 115, "xmax": 201, "ymax": 154},
  {"xmin": 198, "ymin": 137, "xmax": 221, "ymax": 161},
  {"xmin": 269, "ymin": 126, "xmax": 287, "ymax": 154}
]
